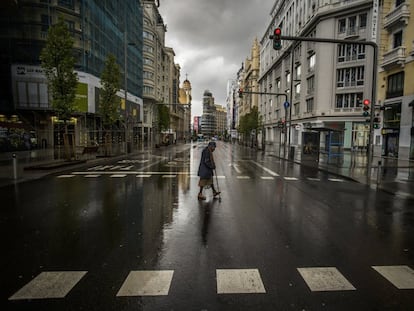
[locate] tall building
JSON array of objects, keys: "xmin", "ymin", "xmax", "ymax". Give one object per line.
[
  {"xmin": 259, "ymin": 0, "xmax": 376, "ymax": 154},
  {"xmin": 214, "ymin": 105, "xmax": 227, "ymax": 137},
  {"xmin": 201, "ymin": 90, "xmax": 216, "ymax": 137},
  {"xmin": 377, "ymin": 0, "xmax": 414, "ymax": 159},
  {"xmin": 0, "ymin": 0, "xmax": 143, "ymax": 152}
]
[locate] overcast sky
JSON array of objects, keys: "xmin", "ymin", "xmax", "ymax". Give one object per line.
[{"xmin": 158, "ymin": 0, "xmax": 273, "ymax": 118}]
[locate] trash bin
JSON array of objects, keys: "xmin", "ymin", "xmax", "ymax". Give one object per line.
[{"xmin": 289, "ymin": 146, "xmax": 295, "ymax": 160}]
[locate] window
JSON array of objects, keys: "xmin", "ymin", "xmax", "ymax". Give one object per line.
[
  {"xmin": 58, "ymin": 0, "xmax": 74, "ymax": 9},
  {"xmin": 286, "ymin": 72, "xmax": 291, "ymax": 84},
  {"xmin": 359, "ymin": 13, "xmax": 367, "ymax": 28},
  {"xmin": 338, "ymin": 19, "xmax": 346, "ymax": 33},
  {"xmin": 308, "ymin": 54, "xmax": 315, "ymax": 71},
  {"xmin": 335, "ymin": 93, "xmax": 363, "ymax": 108},
  {"xmin": 296, "ymin": 65, "xmax": 301, "ymax": 79},
  {"xmin": 276, "ymin": 78, "xmax": 281, "ymax": 92},
  {"xmin": 294, "ymin": 103, "xmax": 300, "ymax": 116},
  {"xmin": 143, "ymin": 31, "xmax": 154, "ymax": 40},
  {"xmin": 348, "ymin": 16, "xmax": 356, "ymax": 35},
  {"xmin": 143, "ymin": 45, "xmax": 154, "ymax": 53},
  {"xmin": 306, "ymin": 98, "xmax": 314, "ymax": 113},
  {"xmin": 337, "ymin": 67, "xmax": 364, "ymax": 87},
  {"xmin": 393, "ymin": 30, "xmax": 403, "ymax": 48},
  {"xmin": 396, "ymin": 0, "xmax": 405, "ymax": 7},
  {"xmin": 386, "ymin": 72, "xmax": 404, "ymax": 98},
  {"xmin": 41, "ymin": 14, "xmax": 50, "ymax": 32},
  {"xmin": 307, "ymin": 76, "xmax": 314, "ymax": 94}
]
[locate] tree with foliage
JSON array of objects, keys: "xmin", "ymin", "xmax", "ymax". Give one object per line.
[
  {"xmin": 40, "ymin": 19, "xmax": 78, "ymax": 160},
  {"xmin": 99, "ymin": 54, "xmax": 121, "ymax": 156},
  {"xmin": 237, "ymin": 106, "xmax": 262, "ymax": 147},
  {"xmin": 158, "ymin": 104, "xmax": 170, "ymax": 132}
]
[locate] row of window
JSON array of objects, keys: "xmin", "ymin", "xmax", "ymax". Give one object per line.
[{"xmin": 338, "ymin": 13, "xmax": 367, "ymax": 35}]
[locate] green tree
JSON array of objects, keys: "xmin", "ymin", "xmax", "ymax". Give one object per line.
[
  {"xmin": 158, "ymin": 104, "xmax": 170, "ymax": 132},
  {"xmin": 40, "ymin": 19, "xmax": 78, "ymax": 160},
  {"xmin": 99, "ymin": 54, "xmax": 121, "ymax": 156},
  {"xmin": 237, "ymin": 106, "xmax": 262, "ymax": 147}
]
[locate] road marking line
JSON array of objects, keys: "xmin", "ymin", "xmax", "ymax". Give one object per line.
[
  {"xmin": 57, "ymin": 175, "xmax": 75, "ymax": 178},
  {"xmin": 9, "ymin": 271, "xmax": 87, "ymax": 300},
  {"xmin": 120, "ymin": 166, "xmax": 134, "ymax": 170},
  {"xmin": 261, "ymin": 176, "xmax": 275, "ymax": 180},
  {"xmin": 284, "ymin": 177, "xmax": 298, "ymax": 181},
  {"xmin": 237, "ymin": 176, "xmax": 250, "ymax": 179},
  {"xmin": 372, "ymin": 266, "xmax": 414, "ymax": 289},
  {"xmin": 328, "ymin": 178, "xmax": 345, "ymax": 182},
  {"xmin": 116, "ymin": 270, "xmax": 174, "ymax": 296},
  {"xmin": 297, "ymin": 267, "xmax": 356, "ymax": 292},
  {"xmin": 136, "ymin": 175, "xmax": 151, "ymax": 178},
  {"xmin": 250, "ymin": 160, "xmax": 279, "ymax": 176},
  {"xmin": 162, "ymin": 175, "xmax": 176, "ymax": 178},
  {"xmin": 216, "ymin": 269, "xmax": 266, "ymax": 294},
  {"xmin": 307, "ymin": 177, "xmax": 320, "ymax": 181}
]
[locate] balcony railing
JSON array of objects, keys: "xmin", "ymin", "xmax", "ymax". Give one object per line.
[
  {"xmin": 383, "ymin": 3, "xmax": 410, "ymax": 29},
  {"xmin": 381, "ymin": 46, "xmax": 406, "ymax": 69}
]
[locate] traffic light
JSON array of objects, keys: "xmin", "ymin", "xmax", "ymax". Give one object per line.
[
  {"xmin": 362, "ymin": 99, "xmax": 370, "ymax": 117},
  {"xmin": 273, "ymin": 28, "xmax": 282, "ymax": 50},
  {"xmin": 373, "ymin": 116, "xmax": 381, "ymax": 129},
  {"xmin": 238, "ymin": 89, "xmax": 243, "ymax": 98}
]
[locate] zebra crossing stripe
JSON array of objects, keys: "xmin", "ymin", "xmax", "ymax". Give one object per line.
[
  {"xmin": 216, "ymin": 269, "xmax": 266, "ymax": 294},
  {"xmin": 116, "ymin": 270, "xmax": 174, "ymax": 296},
  {"xmin": 284, "ymin": 177, "xmax": 298, "ymax": 181},
  {"xmin": 9, "ymin": 271, "xmax": 87, "ymax": 300},
  {"xmin": 237, "ymin": 176, "xmax": 250, "ymax": 179},
  {"xmin": 57, "ymin": 175, "xmax": 75, "ymax": 178},
  {"xmin": 136, "ymin": 175, "xmax": 151, "ymax": 178},
  {"xmin": 372, "ymin": 266, "xmax": 414, "ymax": 289},
  {"xmin": 328, "ymin": 178, "xmax": 344, "ymax": 182},
  {"xmin": 162, "ymin": 175, "xmax": 176, "ymax": 178},
  {"xmin": 261, "ymin": 176, "xmax": 275, "ymax": 180},
  {"xmin": 297, "ymin": 267, "xmax": 356, "ymax": 291}
]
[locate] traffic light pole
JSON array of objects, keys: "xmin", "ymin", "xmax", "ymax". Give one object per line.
[{"xmin": 280, "ymin": 35, "xmax": 378, "ymax": 184}]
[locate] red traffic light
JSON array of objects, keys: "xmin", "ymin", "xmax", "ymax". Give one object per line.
[
  {"xmin": 274, "ymin": 28, "xmax": 281, "ymax": 36},
  {"xmin": 363, "ymin": 99, "xmax": 370, "ymax": 105}
]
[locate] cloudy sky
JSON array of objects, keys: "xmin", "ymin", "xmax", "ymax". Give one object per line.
[{"xmin": 158, "ymin": 0, "xmax": 273, "ymax": 118}]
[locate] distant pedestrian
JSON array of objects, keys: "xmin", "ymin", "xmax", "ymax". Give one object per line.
[{"xmin": 197, "ymin": 141, "xmax": 220, "ymax": 200}]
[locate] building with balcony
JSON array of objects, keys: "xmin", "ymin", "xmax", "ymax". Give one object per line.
[
  {"xmin": 259, "ymin": 0, "xmax": 377, "ymax": 154},
  {"xmin": 378, "ymin": 0, "xmax": 414, "ymax": 159}
]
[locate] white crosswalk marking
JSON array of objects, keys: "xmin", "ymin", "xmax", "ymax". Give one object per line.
[
  {"xmin": 116, "ymin": 270, "xmax": 174, "ymax": 296},
  {"xmin": 372, "ymin": 265, "xmax": 414, "ymax": 289},
  {"xmin": 136, "ymin": 174, "xmax": 151, "ymax": 178},
  {"xmin": 57, "ymin": 175, "xmax": 75, "ymax": 178},
  {"xmin": 297, "ymin": 267, "xmax": 356, "ymax": 291},
  {"xmin": 237, "ymin": 176, "xmax": 250, "ymax": 179},
  {"xmin": 284, "ymin": 177, "xmax": 298, "ymax": 181},
  {"xmin": 261, "ymin": 176, "xmax": 275, "ymax": 180},
  {"xmin": 307, "ymin": 177, "xmax": 320, "ymax": 181},
  {"xmin": 328, "ymin": 178, "xmax": 345, "ymax": 182},
  {"xmin": 250, "ymin": 160, "xmax": 279, "ymax": 176},
  {"xmin": 216, "ymin": 269, "xmax": 266, "ymax": 294},
  {"xmin": 9, "ymin": 271, "xmax": 87, "ymax": 300}
]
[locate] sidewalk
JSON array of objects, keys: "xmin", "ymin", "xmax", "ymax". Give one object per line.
[
  {"xmin": 264, "ymin": 144, "xmax": 414, "ymax": 199},
  {"xmin": 1, "ymin": 145, "xmax": 414, "ymax": 199}
]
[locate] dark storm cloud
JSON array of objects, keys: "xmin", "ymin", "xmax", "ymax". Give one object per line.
[{"xmin": 158, "ymin": 0, "xmax": 272, "ymax": 117}]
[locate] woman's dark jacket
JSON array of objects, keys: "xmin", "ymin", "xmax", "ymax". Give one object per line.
[{"xmin": 198, "ymin": 147, "xmax": 215, "ymax": 179}]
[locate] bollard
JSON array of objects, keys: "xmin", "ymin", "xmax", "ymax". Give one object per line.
[
  {"xmin": 12, "ymin": 153, "xmax": 18, "ymax": 180},
  {"xmin": 376, "ymin": 160, "xmax": 382, "ymax": 187}
]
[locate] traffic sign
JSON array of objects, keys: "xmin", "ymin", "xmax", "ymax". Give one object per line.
[{"xmin": 284, "ymin": 101, "xmax": 289, "ymax": 109}]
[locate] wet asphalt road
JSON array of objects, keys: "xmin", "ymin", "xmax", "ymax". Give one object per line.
[{"xmin": 1, "ymin": 141, "xmax": 414, "ymax": 310}]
